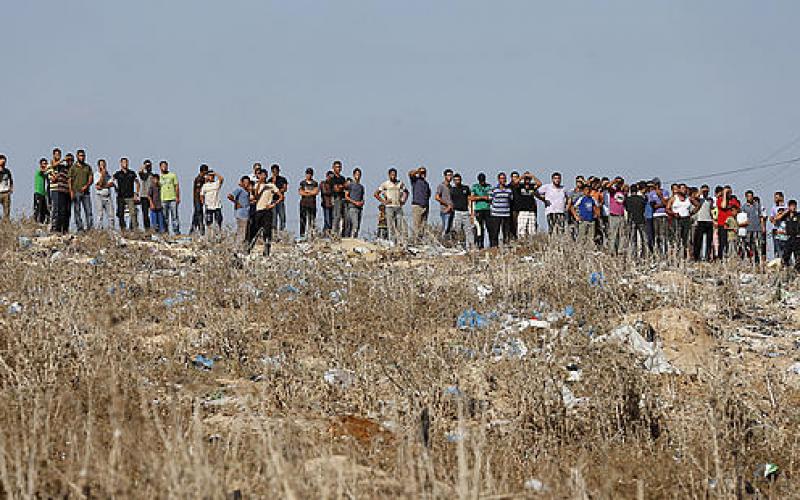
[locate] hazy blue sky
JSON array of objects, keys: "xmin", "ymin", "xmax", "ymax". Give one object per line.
[{"xmin": 2, "ymin": 1, "xmax": 799, "ymax": 231}]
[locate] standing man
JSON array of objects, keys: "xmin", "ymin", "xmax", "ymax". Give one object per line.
[
  {"xmin": 33, "ymin": 158, "xmax": 50, "ymax": 224},
  {"xmin": 648, "ymin": 178, "xmax": 670, "ymax": 255},
  {"xmin": 538, "ymin": 172, "xmax": 567, "ymax": 234},
  {"xmin": 270, "ymin": 164, "xmax": 288, "ymax": 236},
  {"xmin": 138, "ymin": 160, "xmax": 154, "ymax": 231},
  {"xmin": 320, "ymin": 171, "xmax": 334, "ymax": 234},
  {"xmin": 112, "ymin": 158, "xmax": 140, "ymax": 231},
  {"xmin": 408, "ymin": 166, "xmax": 431, "ymax": 240},
  {"xmin": 434, "ymin": 169, "xmax": 454, "ymax": 238},
  {"xmin": 374, "ymin": 167, "xmax": 409, "ymax": 244},
  {"xmin": 330, "ymin": 161, "xmax": 347, "ymax": 237},
  {"xmin": 691, "ymin": 185, "xmax": 714, "ymax": 261},
  {"xmin": 571, "ymin": 183, "xmax": 600, "ymax": 245},
  {"xmin": 715, "ymin": 186, "xmax": 736, "ymax": 258},
  {"xmin": 487, "ymin": 172, "xmax": 513, "ymax": 247},
  {"xmin": 508, "ymin": 171, "xmax": 521, "ymax": 238},
  {"xmin": 741, "ymin": 190, "xmax": 763, "ymax": 263},
  {"xmin": 624, "ymin": 183, "xmax": 647, "ymax": 258},
  {"xmin": 200, "ymin": 170, "xmax": 224, "ymax": 234},
  {"xmin": 344, "ymin": 167, "xmax": 365, "ymax": 238},
  {"xmin": 606, "ymin": 177, "xmax": 626, "ymax": 254},
  {"xmin": 49, "ymin": 153, "xmax": 72, "ymax": 233},
  {"xmin": 776, "ymin": 200, "xmax": 800, "ymax": 269},
  {"xmin": 95, "ymin": 159, "xmax": 114, "ymax": 229},
  {"xmin": 514, "ymin": 173, "xmax": 540, "ymax": 239},
  {"xmin": 191, "ymin": 164, "xmax": 208, "ymax": 234},
  {"xmin": 0, "ymin": 155, "xmax": 12, "ymax": 220},
  {"xmin": 68, "ymin": 150, "xmax": 94, "ymax": 232},
  {"xmin": 228, "ymin": 176, "xmax": 252, "ymax": 246},
  {"xmin": 247, "ymin": 168, "xmax": 284, "ymax": 256},
  {"xmin": 159, "ymin": 160, "xmax": 180, "ymax": 234},
  {"xmin": 147, "ymin": 173, "xmax": 166, "ymax": 233},
  {"xmin": 449, "ymin": 173, "xmax": 472, "ymax": 249},
  {"xmin": 469, "ymin": 173, "xmax": 492, "ymax": 249},
  {"xmin": 298, "ymin": 167, "xmax": 319, "ymax": 238},
  {"xmin": 770, "ymin": 191, "xmax": 788, "ymax": 259}
]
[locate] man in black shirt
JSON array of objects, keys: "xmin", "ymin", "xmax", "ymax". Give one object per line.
[
  {"xmin": 112, "ymin": 157, "xmax": 140, "ymax": 231},
  {"xmin": 270, "ymin": 164, "xmax": 289, "ymax": 236},
  {"xmin": 138, "ymin": 159, "xmax": 154, "ymax": 231},
  {"xmin": 330, "ymin": 161, "xmax": 346, "ymax": 237},
  {"xmin": 449, "ymin": 173, "xmax": 472, "ymax": 249},
  {"xmin": 778, "ymin": 199, "xmax": 800, "ymax": 270},
  {"xmin": 298, "ymin": 167, "xmax": 319, "ymax": 238},
  {"xmin": 624, "ymin": 183, "xmax": 647, "ymax": 258},
  {"xmin": 514, "ymin": 174, "xmax": 540, "ymax": 239},
  {"xmin": 191, "ymin": 164, "xmax": 209, "ymax": 234}
]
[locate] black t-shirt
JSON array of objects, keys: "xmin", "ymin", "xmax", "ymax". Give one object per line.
[
  {"xmin": 193, "ymin": 174, "xmax": 206, "ymax": 203},
  {"xmin": 272, "ymin": 175, "xmax": 288, "ymax": 189},
  {"xmin": 624, "ymin": 194, "xmax": 647, "ymax": 225},
  {"xmin": 513, "ymin": 185, "xmax": 537, "ymax": 212},
  {"xmin": 450, "ymin": 185, "xmax": 471, "ymax": 212},
  {"xmin": 785, "ymin": 211, "xmax": 800, "ymax": 237},
  {"xmin": 299, "ymin": 179, "xmax": 318, "ymax": 208},
  {"xmin": 330, "ymin": 174, "xmax": 346, "ymax": 199},
  {"xmin": 113, "ymin": 170, "xmax": 137, "ymax": 198}
]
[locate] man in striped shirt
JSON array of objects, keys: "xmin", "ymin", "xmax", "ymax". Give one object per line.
[{"xmin": 487, "ymin": 172, "xmax": 513, "ymax": 247}]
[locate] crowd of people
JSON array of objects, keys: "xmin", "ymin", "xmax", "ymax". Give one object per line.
[{"xmin": 0, "ymin": 150, "xmax": 798, "ymax": 267}]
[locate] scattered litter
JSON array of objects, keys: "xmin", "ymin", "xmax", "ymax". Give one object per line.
[
  {"xmin": 524, "ymin": 478, "xmax": 547, "ymax": 492},
  {"xmin": 767, "ymin": 258, "xmax": 783, "ymax": 269},
  {"xmin": 787, "ymin": 362, "xmax": 800, "ymax": 375},
  {"xmin": 566, "ymin": 363, "xmax": 582, "ymax": 382},
  {"xmin": 324, "ymin": 368, "xmax": 356, "ymax": 388},
  {"xmin": 443, "ymin": 385, "xmax": 464, "ymax": 398},
  {"xmin": 6, "ymin": 302, "xmax": 22, "ymax": 315},
  {"xmin": 564, "ymin": 305, "xmax": 575, "ymax": 317},
  {"xmin": 445, "ymin": 430, "xmax": 466, "ymax": 443},
  {"xmin": 589, "ymin": 272, "xmax": 605, "ymax": 287},
  {"xmin": 476, "ymin": 284, "xmax": 493, "ymax": 301},
  {"xmin": 260, "ymin": 354, "xmax": 285, "ymax": 368},
  {"xmin": 277, "ymin": 284, "xmax": 299, "ymax": 295},
  {"xmin": 17, "ymin": 236, "xmax": 32, "ymax": 249},
  {"xmin": 457, "ymin": 309, "xmax": 489, "ymax": 330},
  {"xmin": 50, "ymin": 251, "xmax": 63, "ymax": 262},
  {"xmin": 561, "ymin": 385, "xmax": 589, "ymax": 409},
  {"xmin": 754, "ymin": 463, "xmax": 779, "ymax": 481},
  {"xmin": 492, "ymin": 337, "xmax": 528, "ymax": 360},
  {"xmin": 192, "ymin": 355, "xmax": 215, "ymax": 370},
  {"xmin": 594, "ymin": 323, "xmax": 678, "ymax": 374},
  {"xmin": 164, "ymin": 289, "xmax": 195, "ymax": 308}
]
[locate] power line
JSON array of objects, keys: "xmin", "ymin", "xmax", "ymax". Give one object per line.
[{"xmin": 674, "ymin": 155, "xmax": 800, "ymax": 183}]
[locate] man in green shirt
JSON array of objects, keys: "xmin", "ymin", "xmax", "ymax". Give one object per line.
[
  {"xmin": 68, "ymin": 149, "xmax": 94, "ymax": 231},
  {"xmin": 34, "ymin": 158, "xmax": 49, "ymax": 224},
  {"xmin": 469, "ymin": 173, "xmax": 492, "ymax": 249},
  {"xmin": 159, "ymin": 160, "xmax": 181, "ymax": 234}
]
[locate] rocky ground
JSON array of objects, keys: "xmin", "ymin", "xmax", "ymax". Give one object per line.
[{"xmin": 0, "ymin": 221, "xmax": 799, "ymax": 498}]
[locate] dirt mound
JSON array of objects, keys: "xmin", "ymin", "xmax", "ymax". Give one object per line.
[{"xmin": 624, "ymin": 307, "xmax": 715, "ymax": 374}]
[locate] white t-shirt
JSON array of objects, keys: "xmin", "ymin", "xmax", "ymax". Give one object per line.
[
  {"xmin": 736, "ymin": 212, "xmax": 748, "ymax": 237},
  {"xmin": 200, "ymin": 179, "xmax": 222, "ymax": 210},
  {"xmin": 671, "ymin": 197, "xmax": 692, "ymax": 218},
  {"xmin": 378, "ymin": 180, "xmax": 406, "ymax": 207},
  {"xmin": 537, "ymin": 183, "xmax": 567, "ymax": 215}
]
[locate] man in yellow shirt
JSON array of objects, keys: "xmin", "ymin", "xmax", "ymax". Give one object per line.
[{"xmin": 159, "ymin": 160, "xmax": 180, "ymax": 234}]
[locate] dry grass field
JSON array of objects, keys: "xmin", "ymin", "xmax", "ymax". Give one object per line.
[{"xmin": 0, "ymin": 220, "xmax": 798, "ymax": 498}]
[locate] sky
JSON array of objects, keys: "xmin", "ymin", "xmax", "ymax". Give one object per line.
[{"xmin": 2, "ymin": 0, "xmax": 800, "ymax": 233}]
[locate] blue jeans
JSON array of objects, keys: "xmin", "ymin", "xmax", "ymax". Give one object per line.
[
  {"xmin": 150, "ymin": 209, "xmax": 166, "ymax": 233},
  {"xmin": 272, "ymin": 201, "xmax": 286, "ymax": 231},
  {"xmin": 440, "ymin": 211, "xmax": 453, "ymax": 237},
  {"xmin": 163, "ymin": 200, "xmax": 180, "ymax": 234},
  {"xmin": 72, "ymin": 192, "xmax": 93, "ymax": 231},
  {"xmin": 323, "ymin": 206, "xmax": 333, "ymax": 232}
]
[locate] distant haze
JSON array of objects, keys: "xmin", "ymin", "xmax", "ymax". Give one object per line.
[{"xmin": 2, "ymin": 1, "xmax": 799, "ymax": 234}]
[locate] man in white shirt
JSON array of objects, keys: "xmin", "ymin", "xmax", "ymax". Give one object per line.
[
  {"xmin": 374, "ymin": 167, "xmax": 409, "ymax": 244},
  {"xmin": 200, "ymin": 171, "xmax": 224, "ymax": 234},
  {"xmin": 537, "ymin": 172, "xmax": 567, "ymax": 234}
]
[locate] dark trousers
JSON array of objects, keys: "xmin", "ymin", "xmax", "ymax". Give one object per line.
[
  {"xmin": 783, "ymin": 236, "xmax": 800, "ymax": 269},
  {"xmin": 205, "ymin": 208, "xmax": 222, "ymax": 228},
  {"xmin": 744, "ymin": 233, "xmax": 762, "ymax": 263},
  {"xmin": 322, "ymin": 206, "xmax": 333, "ymax": 232},
  {"xmin": 247, "ymin": 208, "xmax": 274, "ymax": 253},
  {"xmin": 487, "ymin": 215, "xmax": 512, "ymax": 247},
  {"xmin": 717, "ymin": 226, "xmax": 729, "ymax": 258},
  {"xmin": 51, "ymin": 191, "xmax": 70, "ymax": 233},
  {"xmin": 191, "ymin": 200, "xmax": 205, "ymax": 234},
  {"xmin": 140, "ymin": 197, "xmax": 151, "ymax": 229},
  {"xmin": 509, "ymin": 211, "xmax": 519, "ymax": 240},
  {"xmin": 675, "ymin": 217, "xmax": 692, "ymax": 256},
  {"xmin": 300, "ymin": 205, "xmax": 316, "ymax": 237},
  {"xmin": 693, "ymin": 221, "xmax": 714, "ymax": 261},
  {"xmin": 645, "ymin": 218, "xmax": 655, "ymax": 253},
  {"xmin": 34, "ymin": 193, "xmax": 49, "ymax": 224},
  {"xmin": 473, "ymin": 210, "xmax": 490, "ymax": 249}
]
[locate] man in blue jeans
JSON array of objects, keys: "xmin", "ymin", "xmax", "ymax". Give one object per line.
[
  {"xmin": 191, "ymin": 164, "xmax": 208, "ymax": 234},
  {"xmin": 69, "ymin": 149, "xmax": 94, "ymax": 231},
  {"xmin": 434, "ymin": 169, "xmax": 454, "ymax": 239},
  {"xmin": 159, "ymin": 160, "xmax": 181, "ymax": 234}
]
